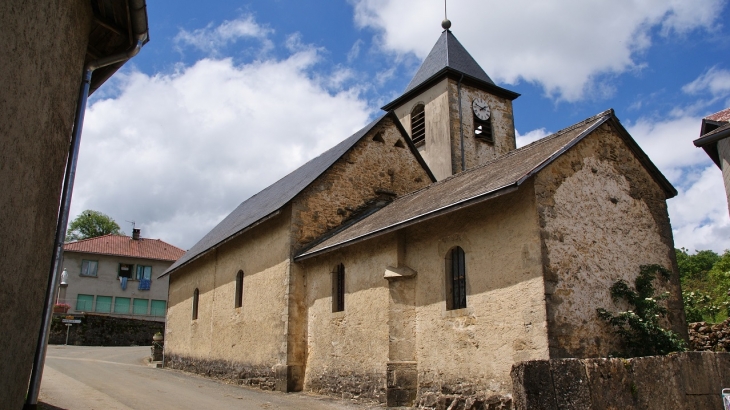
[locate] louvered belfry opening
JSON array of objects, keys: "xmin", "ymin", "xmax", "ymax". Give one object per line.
[
  {"xmin": 474, "ymin": 118, "xmax": 493, "ymax": 143},
  {"xmin": 446, "ymin": 247, "xmax": 466, "ymax": 310},
  {"xmin": 411, "ymin": 104, "xmax": 426, "ymax": 145},
  {"xmin": 332, "ymin": 263, "xmax": 345, "ymax": 312}
]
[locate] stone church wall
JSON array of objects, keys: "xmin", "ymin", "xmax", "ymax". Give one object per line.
[
  {"xmin": 292, "ymin": 116, "xmax": 433, "ymax": 251},
  {"xmin": 165, "ymin": 211, "xmax": 292, "ymax": 387},
  {"xmin": 533, "ymin": 122, "xmax": 686, "ymax": 359}
]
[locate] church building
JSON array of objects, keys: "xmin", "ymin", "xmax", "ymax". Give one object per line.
[{"xmin": 160, "ymin": 23, "xmax": 686, "ymax": 407}]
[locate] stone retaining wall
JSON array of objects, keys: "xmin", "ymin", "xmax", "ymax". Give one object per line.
[
  {"xmin": 511, "ymin": 352, "xmax": 730, "ymax": 410},
  {"xmin": 689, "ymin": 320, "xmax": 730, "ymax": 351},
  {"xmin": 49, "ymin": 313, "xmax": 164, "ymax": 346},
  {"xmin": 164, "ymin": 354, "xmax": 277, "ymax": 391}
]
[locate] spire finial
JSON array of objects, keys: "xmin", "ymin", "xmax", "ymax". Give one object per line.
[{"xmin": 442, "ymin": 0, "xmax": 451, "ymax": 30}]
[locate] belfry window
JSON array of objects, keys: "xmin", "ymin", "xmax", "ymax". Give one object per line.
[
  {"xmin": 332, "ymin": 263, "xmax": 345, "ymax": 312},
  {"xmin": 235, "ymin": 270, "xmax": 244, "ymax": 309},
  {"xmin": 474, "ymin": 118, "xmax": 493, "ymax": 143},
  {"xmin": 445, "ymin": 247, "xmax": 466, "ymax": 310},
  {"xmin": 411, "ymin": 104, "xmax": 426, "ymax": 145},
  {"xmin": 192, "ymin": 288, "xmax": 199, "ymax": 320}
]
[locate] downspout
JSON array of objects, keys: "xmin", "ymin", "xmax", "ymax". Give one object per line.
[
  {"xmin": 458, "ymin": 73, "xmax": 465, "ymax": 172},
  {"xmin": 24, "ymin": 5, "xmax": 148, "ymax": 408}
]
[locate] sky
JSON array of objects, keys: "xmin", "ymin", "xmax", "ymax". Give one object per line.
[{"xmin": 70, "ymin": 0, "xmax": 730, "ymax": 254}]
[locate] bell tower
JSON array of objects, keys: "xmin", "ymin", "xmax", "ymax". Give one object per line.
[{"xmin": 382, "ymin": 21, "xmax": 520, "ymax": 180}]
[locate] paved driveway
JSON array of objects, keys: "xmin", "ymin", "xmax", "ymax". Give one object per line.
[{"xmin": 40, "ymin": 345, "xmax": 379, "ymax": 410}]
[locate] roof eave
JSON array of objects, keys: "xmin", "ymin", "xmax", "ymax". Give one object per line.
[
  {"xmin": 382, "ymin": 68, "xmax": 520, "ymax": 111},
  {"xmin": 694, "ymin": 126, "xmax": 730, "ymax": 168}
]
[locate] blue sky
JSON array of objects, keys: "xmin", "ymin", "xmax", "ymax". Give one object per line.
[{"xmin": 72, "ymin": 0, "xmax": 730, "ymax": 253}]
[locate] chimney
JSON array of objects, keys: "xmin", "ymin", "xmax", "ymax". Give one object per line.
[{"xmin": 132, "ymin": 228, "xmax": 141, "ymax": 240}]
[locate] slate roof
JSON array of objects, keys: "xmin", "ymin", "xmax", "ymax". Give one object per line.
[
  {"xmin": 162, "ymin": 112, "xmax": 433, "ymax": 277},
  {"xmin": 296, "ymin": 109, "xmax": 676, "ymax": 260},
  {"xmin": 382, "ymin": 30, "xmax": 519, "ymax": 111},
  {"xmin": 64, "ymin": 234, "xmax": 185, "ymax": 261}
]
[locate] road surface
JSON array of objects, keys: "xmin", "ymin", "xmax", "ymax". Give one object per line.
[{"xmin": 40, "ymin": 345, "xmax": 379, "ymax": 409}]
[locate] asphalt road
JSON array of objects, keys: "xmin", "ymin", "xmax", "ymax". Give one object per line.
[{"xmin": 39, "ymin": 345, "xmax": 378, "ymax": 410}]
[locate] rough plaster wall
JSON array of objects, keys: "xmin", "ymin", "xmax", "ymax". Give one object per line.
[
  {"xmin": 534, "ymin": 123, "xmax": 686, "ymax": 358},
  {"xmin": 301, "ymin": 237, "xmax": 395, "ymax": 402},
  {"xmin": 292, "ymin": 116, "xmax": 432, "ymax": 250},
  {"xmin": 448, "ymin": 81, "xmax": 516, "ymax": 174},
  {"xmin": 61, "ymin": 252, "xmax": 171, "ymax": 316},
  {"xmin": 393, "ymin": 79, "xmax": 453, "ymax": 180},
  {"xmin": 407, "ymin": 184, "xmax": 548, "ymax": 398},
  {"xmin": 718, "ymin": 138, "xmax": 730, "ymax": 216},
  {"xmin": 0, "ymin": 1, "xmax": 91, "ymax": 406},
  {"xmin": 166, "ymin": 212, "xmax": 290, "ymax": 368}
]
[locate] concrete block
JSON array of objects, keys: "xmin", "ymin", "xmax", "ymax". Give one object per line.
[
  {"xmin": 585, "ymin": 358, "xmax": 638, "ymax": 410},
  {"xmin": 630, "ymin": 355, "xmax": 684, "ymax": 410},
  {"xmin": 550, "ymin": 359, "xmax": 591, "ymax": 410},
  {"xmin": 511, "ymin": 360, "xmax": 557, "ymax": 410},
  {"xmin": 680, "ymin": 352, "xmax": 719, "ymax": 395}
]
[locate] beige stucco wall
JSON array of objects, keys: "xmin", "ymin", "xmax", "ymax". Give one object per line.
[
  {"xmin": 448, "ymin": 80, "xmax": 516, "ymax": 174},
  {"xmin": 534, "ymin": 123, "xmax": 686, "ymax": 358},
  {"xmin": 292, "ymin": 116, "xmax": 432, "ymax": 250},
  {"xmin": 718, "ymin": 137, "xmax": 730, "ymax": 216},
  {"xmin": 0, "ymin": 0, "xmax": 92, "ymax": 406},
  {"xmin": 301, "ymin": 182, "xmax": 548, "ymax": 401},
  {"xmin": 166, "ymin": 211, "xmax": 291, "ymax": 368},
  {"xmin": 406, "ymin": 182, "xmax": 548, "ymax": 398},
  {"xmin": 394, "ymin": 79, "xmax": 453, "ymax": 180},
  {"xmin": 61, "ymin": 251, "xmax": 171, "ymax": 319}
]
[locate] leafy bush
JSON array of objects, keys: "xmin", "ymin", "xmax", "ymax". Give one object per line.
[
  {"xmin": 597, "ymin": 264, "xmax": 686, "ymax": 357},
  {"xmin": 678, "ymin": 248, "xmax": 730, "ymax": 323}
]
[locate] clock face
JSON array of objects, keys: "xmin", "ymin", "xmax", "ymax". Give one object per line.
[{"xmin": 472, "ymin": 98, "xmax": 491, "ymax": 121}]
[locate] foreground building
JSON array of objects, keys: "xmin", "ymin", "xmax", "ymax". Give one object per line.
[
  {"xmin": 161, "ymin": 25, "xmax": 686, "ymax": 406},
  {"xmin": 694, "ymin": 107, "xmax": 730, "ymax": 215},
  {"xmin": 60, "ymin": 230, "xmax": 184, "ymax": 320},
  {"xmin": 0, "ymin": 1, "xmax": 149, "ymax": 407}
]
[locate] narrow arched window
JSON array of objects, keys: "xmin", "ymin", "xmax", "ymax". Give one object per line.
[
  {"xmin": 445, "ymin": 247, "xmax": 466, "ymax": 310},
  {"xmin": 410, "ymin": 104, "xmax": 425, "ymax": 145},
  {"xmin": 332, "ymin": 263, "xmax": 345, "ymax": 312},
  {"xmin": 235, "ymin": 270, "xmax": 244, "ymax": 309},
  {"xmin": 192, "ymin": 288, "xmax": 199, "ymax": 320}
]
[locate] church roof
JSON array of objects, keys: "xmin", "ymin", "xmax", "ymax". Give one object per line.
[
  {"xmin": 382, "ymin": 30, "xmax": 519, "ymax": 111},
  {"xmin": 162, "ymin": 112, "xmax": 432, "ymax": 277},
  {"xmin": 296, "ymin": 109, "xmax": 677, "ymax": 260}
]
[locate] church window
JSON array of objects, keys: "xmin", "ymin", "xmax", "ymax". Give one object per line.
[
  {"xmin": 445, "ymin": 247, "xmax": 466, "ymax": 310},
  {"xmin": 332, "ymin": 263, "xmax": 345, "ymax": 312},
  {"xmin": 474, "ymin": 118, "xmax": 493, "ymax": 143},
  {"xmin": 235, "ymin": 270, "xmax": 244, "ymax": 309},
  {"xmin": 410, "ymin": 104, "xmax": 426, "ymax": 145},
  {"xmin": 192, "ymin": 288, "xmax": 199, "ymax": 320}
]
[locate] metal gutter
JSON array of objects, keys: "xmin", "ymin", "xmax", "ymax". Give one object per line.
[
  {"xmin": 25, "ymin": 1, "xmax": 149, "ymax": 407},
  {"xmin": 693, "ymin": 125, "xmax": 730, "ymax": 168}
]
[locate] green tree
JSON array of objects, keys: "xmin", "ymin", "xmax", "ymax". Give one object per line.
[
  {"xmin": 675, "ymin": 247, "xmax": 720, "ymax": 280},
  {"xmin": 597, "ymin": 264, "xmax": 686, "ymax": 357},
  {"xmin": 65, "ymin": 210, "xmax": 123, "ymax": 242}
]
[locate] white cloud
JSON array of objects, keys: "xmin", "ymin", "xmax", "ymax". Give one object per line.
[
  {"xmin": 72, "ymin": 49, "xmax": 371, "ymax": 249},
  {"xmin": 682, "ymin": 66, "xmax": 730, "ymax": 99},
  {"xmin": 351, "ymin": 0, "xmax": 724, "ymax": 101},
  {"xmin": 516, "ymin": 128, "xmax": 550, "ymax": 148},
  {"xmin": 174, "ymin": 15, "xmax": 273, "ymax": 55}
]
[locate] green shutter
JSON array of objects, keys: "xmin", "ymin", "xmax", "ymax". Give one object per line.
[
  {"xmin": 114, "ymin": 297, "xmax": 130, "ymax": 314},
  {"xmin": 95, "ymin": 296, "xmax": 112, "ymax": 313},
  {"xmin": 150, "ymin": 300, "xmax": 167, "ymax": 317},
  {"xmin": 133, "ymin": 299, "xmax": 149, "ymax": 315},
  {"xmin": 75, "ymin": 294, "xmax": 93, "ymax": 311}
]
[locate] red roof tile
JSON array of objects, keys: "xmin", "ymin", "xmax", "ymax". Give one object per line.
[
  {"xmin": 705, "ymin": 107, "xmax": 730, "ymax": 123},
  {"xmin": 64, "ymin": 234, "xmax": 185, "ymax": 261}
]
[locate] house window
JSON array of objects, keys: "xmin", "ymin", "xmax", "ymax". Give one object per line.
[
  {"xmin": 95, "ymin": 296, "xmax": 112, "ymax": 313},
  {"xmin": 118, "ymin": 263, "xmax": 133, "ymax": 278},
  {"xmin": 76, "ymin": 294, "xmax": 94, "ymax": 311},
  {"xmin": 136, "ymin": 265, "xmax": 152, "ymax": 281},
  {"xmin": 133, "ymin": 298, "xmax": 149, "ymax": 315},
  {"xmin": 151, "ymin": 300, "xmax": 167, "ymax": 317},
  {"xmin": 410, "ymin": 104, "xmax": 426, "ymax": 145},
  {"xmin": 80, "ymin": 260, "xmax": 98, "ymax": 277},
  {"xmin": 235, "ymin": 270, "xmax": 244, "ymax": 309},
  {"xmin": 192, "ymin": 288, "xmax": 199, "ymax": 320},
  {"xmin": 445, "ymin": 247, "xmax": 467, "ymax": 310},
  {"xmin": 332, "ymin": 263, "xmax": 345, "ymax": 312},
  {"xmin": 114, "ymin": 297, "xmax": 130, "ymax": 314}
]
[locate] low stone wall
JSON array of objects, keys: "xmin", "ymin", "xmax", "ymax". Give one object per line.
[
  {"xmin": 164, "ymin": 354, "xmax": 277, "ymax": 390},
  {"xmin": 689, "ymin": 320, "xmax": 730, "ymax": 351},
  {"xmin": 414, "ymin": 373, "xmax": 512, "ymax": 410},
  {"xmin": 49, "ymin": 313, "xmax": 163, "ymax": 346},
  {"xmin": 511, "ymin": 352, "xmax": 730, "ymax": 410},
  {"xmin": 306, "ymin": 370, "xmax": 386, "ymax": 404}
]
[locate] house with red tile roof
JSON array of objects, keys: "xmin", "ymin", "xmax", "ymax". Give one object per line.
[{"xmin": 59, "ymin": 229, "xmax": 184, "ymax": 321}]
